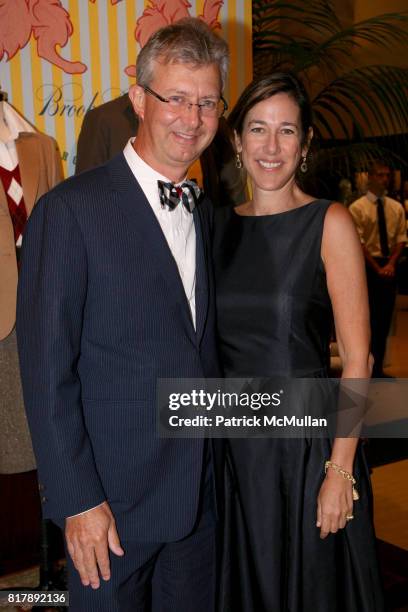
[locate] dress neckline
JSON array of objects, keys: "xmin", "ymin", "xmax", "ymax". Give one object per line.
[{"xmin": 232, "ymin": 198, "xmax": 320, "ymax": 219}]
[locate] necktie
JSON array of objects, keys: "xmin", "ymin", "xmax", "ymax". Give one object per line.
[
  {"xmin": 157, "ymin": 180, "xmax": 202, "ymax": 213},
  {"xmin": 376, "ymin": 198, "xmax": 389, "ymax": 257}
]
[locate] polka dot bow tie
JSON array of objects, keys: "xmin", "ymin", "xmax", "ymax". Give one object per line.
[{"xmin": 157, "ymin": 180, "xmax": 202, "ymax": 213}]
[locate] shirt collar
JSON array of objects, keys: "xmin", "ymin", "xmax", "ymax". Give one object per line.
[
  {"xmin": 1, "ymin": 102, "xmax": 36, "ymax": 142},
  {"xmin": 123, "ymin": 137, "xmax": 193, "ymax": 217},
  {"xmin": 123, "ymin": 137, "xmax": 186, "ymax": 188},
  {"xmin": 366, "ymin": 190, "xmax": 386, "ymax": 204}
]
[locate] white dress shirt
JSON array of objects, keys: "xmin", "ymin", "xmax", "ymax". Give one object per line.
[
  {"xmin": 123, "ymin": 137, "xmax": 196, "ymax": 328},
  {"xmin": 0, "ymin": 101, "xmax": 36, "ymax": 170},
  {"xmin": 349, "ymin": 190, "xmax": 407, "ymax": 257}
]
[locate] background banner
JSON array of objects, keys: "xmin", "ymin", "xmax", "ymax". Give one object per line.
[{"xmin": 0, "ymin": 0, "xmax": 252, "ymax": 176}]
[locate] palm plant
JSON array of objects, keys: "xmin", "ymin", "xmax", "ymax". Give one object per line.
[{"xmin": 252, "ymin": 0, "xmax": 408, "ymax": 190}]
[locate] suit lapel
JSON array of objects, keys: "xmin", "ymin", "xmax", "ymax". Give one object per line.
[
  {"xmin": 16, "ymin": 133, "xmax": 39, "ymax": 216},
  {"xmin": 194, "ymin": 204, "xmax": 209, "ymax": 346},
  {"xmin": 108, "ymin": 154, "xmax": 197, "ymax": 344}
]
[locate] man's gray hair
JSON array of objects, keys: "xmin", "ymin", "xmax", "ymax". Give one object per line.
[{"xmin": 136, "ymin": 18, "xmax": 229, "ymax": 90}]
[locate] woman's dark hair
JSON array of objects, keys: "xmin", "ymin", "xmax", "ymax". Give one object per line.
[{"xmin": 228, "ymin": 72, "xmax": 313, "ymax": 147}]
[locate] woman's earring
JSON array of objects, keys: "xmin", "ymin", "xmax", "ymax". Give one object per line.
[
  {"xmin": 300, "ymin": 155, "xmax": 308, "ymax": 173},
  {"xmin": 235, "ymin": 153, "xmax": 243, "ymax": 169}
]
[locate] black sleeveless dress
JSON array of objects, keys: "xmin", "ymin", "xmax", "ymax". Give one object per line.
[{"xmin": 213, "ymin": 200, "xmax": 384, "ymax": 612}]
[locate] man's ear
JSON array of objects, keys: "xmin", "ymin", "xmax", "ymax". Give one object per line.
[
  {"xmin": 234, "ymin": 130, "xmax": 243, "ymax": 154},
  {"xmin": 129, "ymin": 85, "xmax": 145, "ymax": 120}
]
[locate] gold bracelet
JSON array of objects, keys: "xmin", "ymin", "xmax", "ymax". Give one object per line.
[{"xmin": 324, "ymin": 460, "xmax": 360, "ymax": 501}]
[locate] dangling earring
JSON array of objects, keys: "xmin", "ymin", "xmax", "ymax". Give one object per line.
[
  {"xmin": 300, "ymin": 155, "xmax": 308, "ymax": 173},
  {"xmin": 235, "ymin": 153, "xmax": 243, "ymax": 169}
]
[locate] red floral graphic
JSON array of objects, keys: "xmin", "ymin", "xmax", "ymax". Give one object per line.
[
  {"xmin": 135, "ymin": 0, "xmax": 191, "ymax": 49},
  {"xmin": 200, "ymin": 0, "xmax": 223, "ymax": 30},
  {"xmin": 0, "ymin": 0, "xmax": 223, "ymax": 75},
  {"xmin": 125, "ymin": 0, "xmax": 223, "ymax": 76},
  {"xmin": 0, "ymin": 0, "xmax": 87, "ymax": 74},
  {"xmin": 89, "ymin": 0, "xmax": 122, "ymax": 4}
]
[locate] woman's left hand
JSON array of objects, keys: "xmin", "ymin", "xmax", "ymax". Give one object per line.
[{"xmin": 316, "ymin": 469, "xmax": 354, "ymax": 539}]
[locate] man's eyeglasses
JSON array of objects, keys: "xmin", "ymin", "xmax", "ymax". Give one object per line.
[{"xmin": 143, "ymin": 86, "xmax": 228, "ymax": 118}]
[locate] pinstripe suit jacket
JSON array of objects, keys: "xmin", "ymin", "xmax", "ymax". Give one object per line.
[{"xmin": 16, "ymin": 153, "xmax": 220, "ymax": 541}]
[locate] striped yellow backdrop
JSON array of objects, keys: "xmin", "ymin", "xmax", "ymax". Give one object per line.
[{"xmin": 0, "ymin": 0, "xmax": 252, "ymax": 177}]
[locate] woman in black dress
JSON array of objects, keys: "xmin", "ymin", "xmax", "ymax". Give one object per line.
[{"xmin": 213, "ymin": 73, "xmax": 384, "ymax": 611}]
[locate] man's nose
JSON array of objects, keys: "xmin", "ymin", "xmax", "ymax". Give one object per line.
[{"xmin": 182, "ymin": 103, "xmax": 202, "ymax": 127}]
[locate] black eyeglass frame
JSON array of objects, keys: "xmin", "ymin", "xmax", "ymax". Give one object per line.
[{"xmin": 143, "ymin": 85, "xmax": 228, "ymax": 117}]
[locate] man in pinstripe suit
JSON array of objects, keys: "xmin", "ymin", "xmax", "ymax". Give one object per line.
[{"xmin": 17, "ymin": 18, "xmax": 227, "ymax": 611}]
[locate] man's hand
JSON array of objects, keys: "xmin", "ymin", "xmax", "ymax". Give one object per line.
[
  {"xmin": 65, "ymin": 501, "xmax": 124, "ymax": 589},
  {"xmin": 378, "ymin": 261, "xmax": 396, "ymax": 278}
]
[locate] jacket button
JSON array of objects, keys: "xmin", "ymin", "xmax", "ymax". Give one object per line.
[
  {"xmin": 38, "ymin": 484, "xmax": 45, "ymax": 491},
  {"xmin": 41, "ymin": 496, "xmax": 47, "ymax": 503}
]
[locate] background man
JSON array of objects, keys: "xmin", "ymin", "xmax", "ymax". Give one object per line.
[
  {"xmin": 17, "ymin": 18, "xmax": 227, "ymax": 611},
  {"xmin": 350, "ymin": 161, "xmax": 407, "ymax": 377}
]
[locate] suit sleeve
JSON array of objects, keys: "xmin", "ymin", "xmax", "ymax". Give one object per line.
[
  {"xmin": 16, "ymin": 192, "xmax": 106, "ymax": 520},
  {"xmin": 75, "ymin": 108, "xmax": 109, "ymax": 175}
]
